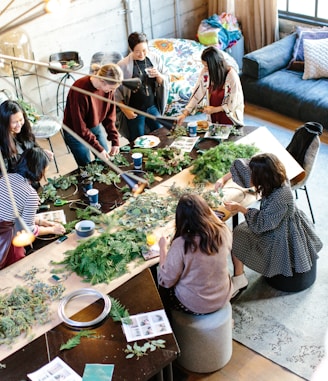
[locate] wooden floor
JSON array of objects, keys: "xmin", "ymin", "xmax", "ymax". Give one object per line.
[{"xmin": 38, "ymin": 104, "xmax": 312, "ymax": 381}]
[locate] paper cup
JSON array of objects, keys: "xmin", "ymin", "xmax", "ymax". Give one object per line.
[
  {"xmin": 82, "ymin": 179, "xmax": 93, "ymax": 195},
  {"xmin": 188, "ymin": 122, "xmax": 197, "ymax": 137},
  {"xmin": 145, "ymin": 67, "xmax": 156, "ymax": 77},
  {"xmin": 86, "ymin": 188, "xmax": 99, "ymax": 206},
  {"xmin": 132, "ymin": 152, "xmax": 143, "ymax": 170}
]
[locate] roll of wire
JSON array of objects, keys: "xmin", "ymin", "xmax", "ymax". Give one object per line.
[{"xmin": 58, "ymin": 288, "xmax": 111, "ymax": 328}]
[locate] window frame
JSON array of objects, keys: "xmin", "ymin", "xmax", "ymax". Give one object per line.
[{"xmin": 278, "ymin": 0, "xmax": 328, "ymax": 27}]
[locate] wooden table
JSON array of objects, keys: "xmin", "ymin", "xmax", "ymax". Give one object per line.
[
  {"xmin": 0, "ymin": 125, "xmax": 305, "ymax": 378},
  {"xmin": 0, "ymin": 269, "xmax": 179, "ymax": 381}
]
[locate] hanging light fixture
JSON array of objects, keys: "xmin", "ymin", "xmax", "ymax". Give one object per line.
[
  {"xmin": 0, "ymin": 53, "xmax": 178, "ymax": 130},
  {"xmin": 0, "ymin": 151, "xmax": 35, "ymax": 247},
  {"xmin": 59, "ymin": 123, "xmax": 148, "ymax": 195}
]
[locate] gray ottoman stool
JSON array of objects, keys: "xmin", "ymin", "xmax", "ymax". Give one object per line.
[{"xmin": 171, "ymin": 302, "xmax": 232, "ymax": 373}]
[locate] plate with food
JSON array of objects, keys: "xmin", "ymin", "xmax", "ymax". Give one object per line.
[
  {"xmin": 196, "ymin": 120, "xmax": 210, "ymax": 132},
  {"xmin": 134, "ymin": 135, "xmax": 160, "ymax": 148}
]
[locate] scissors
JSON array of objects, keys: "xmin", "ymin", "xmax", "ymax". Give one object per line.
[{"xmin": 54, "ymin": 198, "xmax": 80, "ymax": 206}]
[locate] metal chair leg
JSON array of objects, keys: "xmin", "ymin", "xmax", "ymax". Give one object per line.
[
  {"xmin": 60, "ymin": 129, "xmax": 70, "ymax": 154},
  {"xmin": 47, "ymin": 137, "xmax": 59, "ymax": 173},
  {"xmin": 304, "ymin": 185, "xmax": 315, "ymax": 224}
]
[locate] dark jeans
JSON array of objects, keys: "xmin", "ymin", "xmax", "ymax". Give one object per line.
[
  {"xmin": 127, "ymin": 104, "xmax": 162, "ymax": 141},
  {"xmin": 64, "ymin": 125, "xmax": 109, "ymax": 167}
]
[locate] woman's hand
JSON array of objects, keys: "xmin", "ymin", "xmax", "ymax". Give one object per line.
[
  {"xmin": 109, "ymin": 146, "xmax": 120, "ymax": 156},
  {"xmin": 176, "ymin": 113, "xmax": 186, "ymax": 125},
  {"xmin": 203, "ymin": 105, "xmax": 222, "ymax": 115},
  {"xmin": 51, "ymin": 223, "xmax": 66, "ymax": 236},
  {"xmin": 99, "ymin": 149, "xmax": 110, "ymax": 162},
  {"xmin": 159, "ymin": 236, "xmax": 167, "ymax": 266},
  {"xmin": 124, "ymin": 109, "xmax": 138, "ymax": 119},
  {"xmin": 224, "ymin": 201, "xmax": 248, "ymax": 215},
  {"xmin": 36, "ymin": 220, "xmax": 66, "ymax": 236},
  {"xmin": 44, "ymin": 149, "xmax": 54, "ymax": 161},
  {"xmin": 214, "ymin": 178, "xmax": 225, "ymax": 191},
  {"xmin": 214, "ymin": 173, "xmax": 232, "ymax": 191}
]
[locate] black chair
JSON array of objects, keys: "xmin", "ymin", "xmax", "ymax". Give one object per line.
[
  {"xmin": 89, "ymin": 51, "xmax": 123, "ymax": 74},
  {"xmin": 48, "ymin": 51, "xmax": 84, "ymax": 115},
  {"xmin": 286, "ymin": 122, "xmax": 322, "ymax": 224}
]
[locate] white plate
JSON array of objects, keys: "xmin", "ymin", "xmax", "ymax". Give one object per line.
[{"xmin": 134, "ymin": 135, "xmax": 160, "ymax": 148}]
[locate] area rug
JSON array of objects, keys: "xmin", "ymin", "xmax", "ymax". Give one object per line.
[{"xmin": 231, "ymin": 116, "xmax": 328, "ymax": 381}]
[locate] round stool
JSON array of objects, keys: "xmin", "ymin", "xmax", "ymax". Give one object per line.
[
  {"xmin": 171, "ymin": 303, "xmax": 232, "ymax": 373},
  {"xmin": 265, "ymin": 259, "xmax": 317, "ymax": 292}
]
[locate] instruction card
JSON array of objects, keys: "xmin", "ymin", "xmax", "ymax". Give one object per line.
[
  {"xmin": 121, "ymin": 309, "xmax": 172, "ymax": 342},
  {"xmin": 27, "ymin": 356, "xmax": 81, "ymax": 381}
]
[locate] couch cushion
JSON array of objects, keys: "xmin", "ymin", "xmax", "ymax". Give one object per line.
[
  {"xmin": 242, "ymin": 34, "xmax": 296, "ymax": 79},
  {"xmin": 303, "ymin": 38, "xmax": 328, "ymax": 80},
  {"xmin": 288, "ymin": 26, "xmax": 328, "ymax": 70},
  {"xmin": 241, "ymin": 69, "xmax": 328, "ymax": 128}
]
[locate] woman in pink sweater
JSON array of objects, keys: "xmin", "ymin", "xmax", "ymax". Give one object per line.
[{"xmin": 158, "ymin": 193, "xmax": 233, "ymax": 317}]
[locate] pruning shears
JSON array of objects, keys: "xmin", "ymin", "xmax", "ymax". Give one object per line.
[{"xmin": 54, "ymin": 198, "xmax": 80, "ymax": 206}]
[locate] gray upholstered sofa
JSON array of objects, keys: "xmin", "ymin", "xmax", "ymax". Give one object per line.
[{"xmin": 240, "ymin": 33, "xmax": 328, "ymax": 130}]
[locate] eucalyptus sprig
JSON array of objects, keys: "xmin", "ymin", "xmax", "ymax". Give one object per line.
[
  {"xmin": 124, "ymin": 339, "xmax": 166, "ymax": 359},
  {"xmin": 0, "ymin": 271, "xmax": 65, "ymax": 345},
  {"xmin": 113, "ymin": 191, "xmax": 177, "ymax": 230},
  {"xmin": 168, "ymin": 183, "xmax": 224, "ymax": 209}
]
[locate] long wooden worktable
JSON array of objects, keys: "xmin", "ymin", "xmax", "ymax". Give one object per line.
[{"xmin": 0, "ymin": 125, "xmax": 305, "ymax": 379}]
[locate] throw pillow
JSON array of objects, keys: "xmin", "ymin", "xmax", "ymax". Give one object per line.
[
  {"xmin": 303, "ymin": 38, "xmax": 328, "ymax": 80},
  {"xmin": 288, "ymin": 26, "xmax": 328, "ymax": 70}
]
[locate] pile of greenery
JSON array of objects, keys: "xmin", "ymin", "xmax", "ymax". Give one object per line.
[
  {"xmin": 191, "ymin": 141, "xmax": 259, "ymax": 183},
  {"xmin": 132, "ymin": 147, "xmax": 192, "ymax": 176},
  {"xmin": 55, "ymin": 229, "xmax": 147, "ymax": 284},
  {"xmin": 0, "ymin": 267, "xmax": 65, "ymax": 345}
]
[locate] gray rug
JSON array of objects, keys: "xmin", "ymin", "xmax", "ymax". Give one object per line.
[{"xmin": 230, "ymin": 116, "xmax": 328, "ymax": 380}]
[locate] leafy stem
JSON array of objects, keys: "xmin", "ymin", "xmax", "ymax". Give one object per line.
[{"xmin": 124, "ymin": 339, "xmax": 166, "ymax": 359}]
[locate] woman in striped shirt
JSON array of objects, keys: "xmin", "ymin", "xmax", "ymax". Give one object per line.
[
  {"xmin": 0, "ymin": 147, "xmax": 65, "ymax": 269},
  {"xmin": 0, "ymin": 100, "xmax": 53, "ymax": 176}
]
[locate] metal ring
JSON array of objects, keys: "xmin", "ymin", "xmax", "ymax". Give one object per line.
[{"xmin": 58, "ymin": 288, "xmax": 111, "ymax": 328}]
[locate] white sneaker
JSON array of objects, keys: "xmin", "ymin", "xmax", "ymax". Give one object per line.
[{"xmin": 231, "ymin": 273, "xmax": 248, "ymax": 298}]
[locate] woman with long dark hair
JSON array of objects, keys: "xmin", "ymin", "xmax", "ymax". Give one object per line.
[
  {"xmin": 158, "ymin": 193, "xmax": 232, "ymax": 316},
  {"xmin": 0, "ymin": 100, "xmax": 53, "ymax": 174},
  {"xmin": 116, "ymin": 32, "xmax": 170, "ymax": 141},
  {"xmin": 177, "ymin": 46, "xmax": 244, "ymax": 126},
  {"xmin": 0, "ymin": 147, "xmax": 66, "ymax": 269},
  {"xmin": 219, "ymin": 153, "xmax": 323, "ymax": 297}
]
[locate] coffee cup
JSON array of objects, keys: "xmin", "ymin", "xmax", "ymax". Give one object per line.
[
  {"xmin": 132, "ymin": 152, "xmax": 143, "ymax": 170},
  {"xmin": 86, "ymin": 188, "xmax": 99, "ymax": 206},
  {"xmin": 188, "ymin": 122, "xmax": 197, "ymax": 137},
  {"xmin": 145, "ymin": 67, "xmax": 156, "ymax": 78},
  {"xmin": 82, "ymin": 179, "xmax": 93, "ymax": 195}
]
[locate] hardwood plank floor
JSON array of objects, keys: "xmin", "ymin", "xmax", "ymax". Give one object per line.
[{"xmin": 38, "ymin": 105, "xmax": 311, "ymax": 381}]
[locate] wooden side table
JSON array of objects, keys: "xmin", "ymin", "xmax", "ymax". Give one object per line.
[{"xmin": 1, "ymin": 269, "xmax": 179, "ymax": 381}]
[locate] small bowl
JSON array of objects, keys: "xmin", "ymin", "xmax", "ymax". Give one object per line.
[{"xmin": 75, "ymin": 220, "xmax": 95, "ymax": 238}]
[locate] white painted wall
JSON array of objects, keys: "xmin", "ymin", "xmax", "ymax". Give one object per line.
[{"xmin": 0, "ymin": 0, "xmax": 207, "ymax": 115}]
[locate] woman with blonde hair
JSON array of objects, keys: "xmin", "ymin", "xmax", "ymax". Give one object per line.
[{"xmin": 63, "ymin": 63, "xmax": 123, "ymax": 167}]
